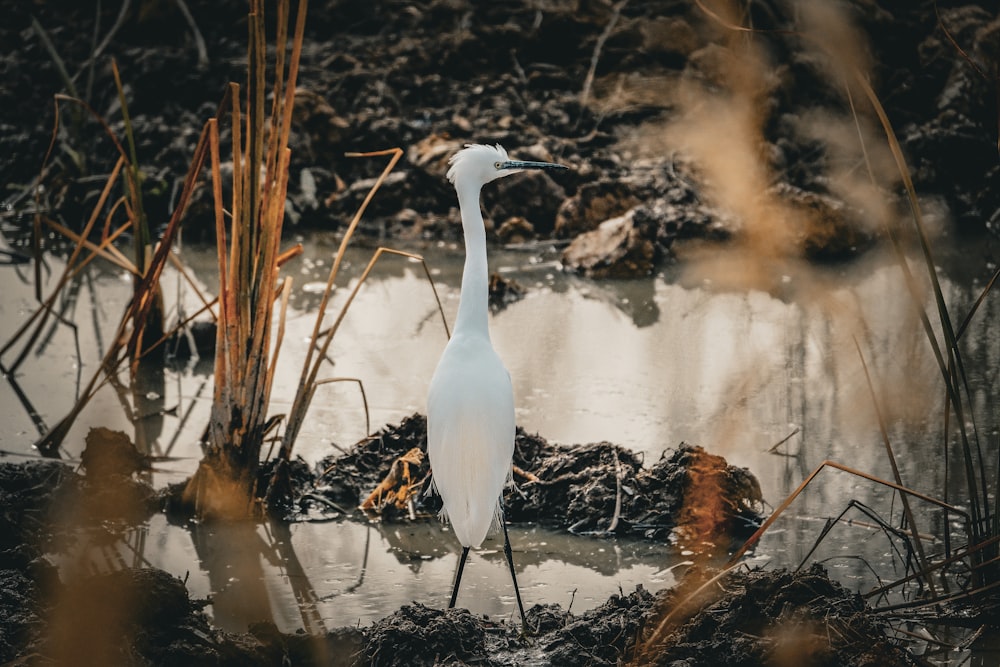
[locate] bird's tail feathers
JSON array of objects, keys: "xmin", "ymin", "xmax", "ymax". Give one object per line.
[{"xmin": 489, "ymin": 498, "xmax": 505, "ymax": 536}]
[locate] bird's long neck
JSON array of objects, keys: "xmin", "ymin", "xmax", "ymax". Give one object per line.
[{"xmin": 454, "ymin": 180, "xmax": 490, "ymax": 339}]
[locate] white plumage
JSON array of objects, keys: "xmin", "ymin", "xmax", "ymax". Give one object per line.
[
  {"xmin": 427, "ymin": 333, "xmax": 514, "ymax": 547},
  {"xmin": 426, "ymin": 143, "xmax": 566, "ymax": 625}
]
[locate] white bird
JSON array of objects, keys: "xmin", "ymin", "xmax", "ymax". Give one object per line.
[{"xmin": 427, "ymin": 143, "xmax": 566, "ymax": 629}]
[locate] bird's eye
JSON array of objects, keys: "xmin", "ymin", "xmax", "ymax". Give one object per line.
[{"xmin": 494, "ymin": 161, "xmax": 503, "ymax": 169}]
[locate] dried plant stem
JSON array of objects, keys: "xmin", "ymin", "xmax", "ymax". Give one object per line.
[
  {"xmin": 279, "ymin": 148, "xmax": 403, "ymax": 458},
  {"xmin": 854, "ymin": 337, "xmax": 936, "ymax": 594},
  {"xmin": 580, "ymin": 0, "xmax": 628, "ymax": 110},
  {"xmin": 2, "ymin": 158, "xmax": 126, "ymax": 373},
  {"xmin": 188, "ymin": 0, "xmax": 308, "ymax": 518}
]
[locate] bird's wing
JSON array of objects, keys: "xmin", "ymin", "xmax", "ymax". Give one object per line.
[{"xmin": 427, "ymin": 339, "xmax": 514, "ymax": 548}]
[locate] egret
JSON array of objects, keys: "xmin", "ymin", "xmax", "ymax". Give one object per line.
[{"xmin": 427, "ymin": 143, "xmax": 567, "ymax": 629}]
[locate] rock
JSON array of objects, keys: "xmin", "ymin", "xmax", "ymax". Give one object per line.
[
  {"xmin": 770, "ymin": 183, "xmax": 875, "ymax": 260},
  {"xmin": 554, "ymin": 180, "xmax": 640, "ymax": 239},
  {"xmin": 488, "ymin": 272, "xmax": 526, "ymax": 312},
  {"xmin": 292, "ymin": 88, "xmax": 351, "ymax": 160},
  {"xmin": 496, "ymin": 215, "xmax": 535, "ymax": 244},
  {"xmin": 632, "ymin": 198, "xmax": 731, "ymax": 258},
  {"xmin": 561, "ymin": 210, "xmax": 655, "ymax": 279},
  {"xmin": 347, "ymin": 170, "xmax": 407, "ymax": 196},
  {"xmin": 407, "ymin": 134, "xmax": 464, "ymax": 177}
]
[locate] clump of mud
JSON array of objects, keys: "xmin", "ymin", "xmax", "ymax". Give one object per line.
[
  {"xmin": 0, "ymin": 460, "xmax": 76, "ymax": 568},
  {"xmin": 308, "ymin": 414, "xmax": 763, "ymax": 547},
  {"xmin": 537, "ymin": 587, "xmax": 656, "ymax": 667},
  {"xmin": 363, "ymin": 604, "xmax": 491, "ymax": 667},
  {"xmin": 639, "ymin": 564, "xmax": 923, "ymax": 667},
  {"xmin": 509, "ymin": 437, "xmax": 763, "ymax": 546},
  {"xmin": 362, "ymin": 586, "xmax": 656, "ymax": 667}
]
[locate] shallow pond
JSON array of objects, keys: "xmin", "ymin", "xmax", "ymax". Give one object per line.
[{"xmin": 2, "ymin": 230, "xmax": 999, "ymax": 645}]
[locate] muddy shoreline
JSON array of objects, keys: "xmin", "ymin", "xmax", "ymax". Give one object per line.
[
  {"xmin": 3, "ymin": 0, "xmax": 999, "ymax": 663},
  {"xmin": 0, "ymin": 420, "xmax": 921, "ymax": 665}
]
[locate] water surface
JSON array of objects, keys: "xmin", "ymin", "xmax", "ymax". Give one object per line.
[{"xmin": 2, "ymin": 231, "xmax": 998, "ymax": 635}]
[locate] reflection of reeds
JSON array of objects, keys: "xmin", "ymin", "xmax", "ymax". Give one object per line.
[
  {"xmin": 802, "ymin": 0, "xmax": 1000, "ymax": 604},
  {"xmin": 5, "ymin": 65, "xmax": 212, "ymax": 455}
]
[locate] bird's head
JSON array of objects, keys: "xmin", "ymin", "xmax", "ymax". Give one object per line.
[{"xmin": 446, "ymin": 143, "xmax": 566, "ymax": 189}]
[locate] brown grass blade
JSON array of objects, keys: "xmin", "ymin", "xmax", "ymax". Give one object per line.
[{"xmin": 279, "ymin": 148, "xmax": 403, "ymax": 459}]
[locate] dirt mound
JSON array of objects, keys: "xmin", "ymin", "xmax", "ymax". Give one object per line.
[
  {"xmin": 307, "ymin": 414, "xmax": 763, "ymax": 548},
  {"xmin": 5, "ymin": 0, "xmax": 996, "ymax": 273},
  {"xmin": 540, "ymin": 587, "xmax": 656, "ymax": 667},
  {"xmin": 508, "ymin": 439, "xmax": 763, "ymax": 547},
  {"xmin": 0, "ymin": 461, "xmax": 77, "ymax": 567},
  {"xmin": 639, "ymin": 564, "xmax": 923, "ymax": 667},
  {"xmin": 364, "ymin": 604, "xmax": 490, "ymax": 667}
]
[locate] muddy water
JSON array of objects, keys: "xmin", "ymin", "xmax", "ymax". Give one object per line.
[{"xmin": 2, "ymin": 232, "xmax": 999, "ymax": 633}]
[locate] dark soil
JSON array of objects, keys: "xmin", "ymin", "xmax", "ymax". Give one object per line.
[
  {"xmin": 0, "ymin": 458, "xmax": 922, "ymax": 667},
  {"xmin": 3, "ymin": 0, "xmax": 998, "ymax": 276},
  {"xmin": 303, "ymin": 413, "xmax": 763, "ymax": 549},
  {"xmin": 2, "ymin": 0, "xmax": 994, "ymax": 663},
  {"xmin": 0, "ymin": 422, "xmax": 925, "ymax": 665},
  {"xmin": 637, "ymin": 564, "xmax": 924, "ymax": 667}
]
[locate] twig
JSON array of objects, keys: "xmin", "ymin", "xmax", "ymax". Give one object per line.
[
  {"xmin": 43, "ymin": 216, "xmax": 136, "ymax": 274},
  {"xmin": 75, "ymin": 0, "xmax": 130, "ymax": 78},
  {"xmin": 606, "ymin": 448, "xmax": 623, "ymax": 533},
  {"xmin": 767, "ymin": 427, "xmax": 800, "ymax": 453},
  {"xmin": 513, "ymin": 464, "xmax": 539, "ymax": 483},
  {"xmin": 302, "ymin": 493, "xmax": 351, "ymax": 515},
  {"xmin": 173, "ymin": 0, "xmax": 209, "ymax": 68},
  {"xmin": 313, "ymin": 377, "xmax": 371, "ymax": 436},
  {"xmin": 31, "ymin": 17, "xmax": 80, "ymax": 101},
  {"xmin": 579, "ymin": 0, "xmax": 628, "ymax": 110}
]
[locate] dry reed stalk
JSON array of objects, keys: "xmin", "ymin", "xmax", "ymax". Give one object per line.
[
  {"xmin": 277, "ymin": 147, "xmax": 404, "ymax": 458},
  {"xmin": 43, "ymin": 218, "xmax": 137, "ymax": 275},
  {"xmin": 634, "ymin": 460, "xmax": 970, "ymax": 660},
  {"xmin": 32, "ymin": 111, "xmax": 215, "ymax": 456},
  {"xmin": 185, "ymin": 0, "xmax": 308, "ymax": 518}
]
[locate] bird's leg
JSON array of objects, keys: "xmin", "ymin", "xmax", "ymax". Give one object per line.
[
  {"xmin": 501, "ymin": 515, "xmax": 530, "ymax": 635},
  {"xmin": 449, "ymin": 546, "xmax": 470, "ymax": 609}
]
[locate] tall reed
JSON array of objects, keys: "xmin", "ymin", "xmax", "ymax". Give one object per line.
[{"xmin": 182, "ymin": 0, "xmax": 307, "ymax": 518}]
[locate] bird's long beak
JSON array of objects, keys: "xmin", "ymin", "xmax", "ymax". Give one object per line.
[{"xmin": 500, "ymin": 160, "xmax": 568, "ymax": 172}]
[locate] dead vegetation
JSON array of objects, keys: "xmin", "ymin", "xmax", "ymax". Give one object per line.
[
  {"xmin": 1, "ymin": 0, "xmax": 999, "ymax": 664},
  {"xmin": 303, "ymin": 413, "xmax": 764, "ymax": 549}
]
